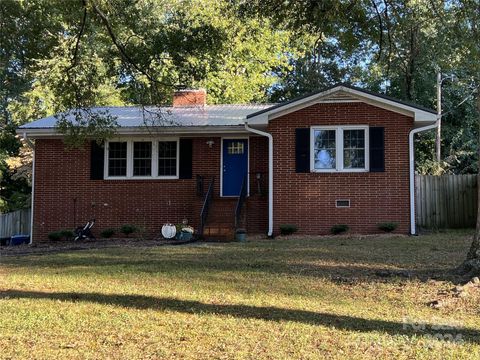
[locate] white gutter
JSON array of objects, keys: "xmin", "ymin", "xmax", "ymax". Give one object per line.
[
  {"xmin": 409, "ymin": 122, "xmax": 438, "ymax": 235},
  {"xmin": 21, "ymin": 132, "xmax": 35, "ymax": 245},
  {"xmin": 16, "ymin": 125, "xmax": 251, "ymax": 138},
  {"xmin": 244, "ymin": 122, "xmax": 273, "ymax": 237}
]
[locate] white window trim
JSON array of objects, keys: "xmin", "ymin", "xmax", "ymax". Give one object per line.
[
  {"xmin": 104, "ymin": 138, "xmax": 179, "ymax": 180},
  {"xmin": 310, "ymin": 125, "xmax": 369, "ymax": 173}
]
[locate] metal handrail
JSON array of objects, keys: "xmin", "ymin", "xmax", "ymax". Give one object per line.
[
  {"xmin": 199, "ymin": 177, "xmax": 214, "ymax": 236},
  {"xmin": 196, "ymin": 175, "xmax": 204, "ymax": 197},
  {"xmin": 235, "ymin": 175, "xmax": 248, "ymax": 229}
]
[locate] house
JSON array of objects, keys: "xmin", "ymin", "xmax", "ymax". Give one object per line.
[{"xmin": 17, "ymin": 85, "xmax": 438, "ymax": 243}]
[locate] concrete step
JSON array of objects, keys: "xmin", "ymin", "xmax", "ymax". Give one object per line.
[
  {"xmin": 203, "ymin": 235, "xmax": 235, "ymax": 242},
  {"xmin": 203, "ymin": 224, "xmax": 235, "ymax": 242}
]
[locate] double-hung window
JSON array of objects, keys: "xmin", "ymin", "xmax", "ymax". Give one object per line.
[
  {"xmin": 105, "ymin": 139, "xmax": 179, "ymax": 179},
  {"xmin": 158, "ymin": 141, "xmax": 177, "ymax": 176},
  {"xmin": 133, "ymin": 142, "xmax": 152, "ymax": 176},
  {"xmin": 107, "ymin": 142, "xmax": 128, "ymax": 177},
  {"xmin": 311, "ymin": 126, "xmax": 369, "ymax": 172}
]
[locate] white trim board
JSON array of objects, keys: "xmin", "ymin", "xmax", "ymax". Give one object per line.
[
  {"xmin": 16, "ymin": 126, "xmax": 252, "ymax": 138},
  {"xmin": 247, "ymin": 86, "xmax": 438, "ymax": 125}
]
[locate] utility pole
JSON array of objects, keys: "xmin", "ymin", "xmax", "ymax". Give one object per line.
[{"xmin": 436, "ymin": 71, "xmax": 442, "ymax": 162}]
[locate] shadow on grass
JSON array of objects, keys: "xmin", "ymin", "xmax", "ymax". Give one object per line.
[
  {"xmin": 0, "ymin": 252, "xmax": 462, "ymax": 285},
  {"xmin": 1, "ymin": 233, "xmax": 471, "ymax": 285},
  {"xmin": 2, "ymin": 289, "xmax": 478, "ymax": 344}
]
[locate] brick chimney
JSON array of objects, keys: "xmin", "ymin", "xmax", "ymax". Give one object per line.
[{"xmin": 172, "ymin": 89, "xmax": 207, "ymax": 107}]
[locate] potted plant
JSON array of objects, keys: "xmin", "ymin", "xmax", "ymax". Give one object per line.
[
  {"xmin": 235, "ymin": 228, "xmax": 247, "ymax": 242},
  {"xmin": 178, "ymin": 225, "xmax": 194, "ymax": 241}
]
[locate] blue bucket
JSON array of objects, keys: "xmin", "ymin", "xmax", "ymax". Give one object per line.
[{"xmin": 10, "ymin": 235, "xmax": 30, "ymax": 246}]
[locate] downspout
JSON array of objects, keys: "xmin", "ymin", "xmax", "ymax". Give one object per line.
[
  {"xmin": 244, "ymin": 121, "xmax": 273, "ymax": 237},
  {"xmin": 409, "ymin": 122, "xmax": 438, "ymax": 235},
  {"xmin": 21, "ymin": 132, "xmax": 35, "ymax": 245}
]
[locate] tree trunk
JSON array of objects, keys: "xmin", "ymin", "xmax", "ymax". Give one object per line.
[{"xmin": 460, "ymin": 90, "xmax": 480, "ymax": 275}]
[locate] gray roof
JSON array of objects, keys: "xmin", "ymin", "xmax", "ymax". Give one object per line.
[{"xmin": 19, "ymin": 105, "xmax": 273, "ymax": 129}]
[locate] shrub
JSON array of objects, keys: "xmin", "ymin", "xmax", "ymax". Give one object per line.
[
  {"xmin": 60, "ymin": 229, "xmax": 74, "ymax": 240},
  {"xmin": 49, "ymin": 230, "xmax": 75, "ymax": 241},
  {"xmin": 279, "ymin": 224, "xmax": 298, "ymax": 235},
  {"xmin": 331, "ymin": 224, "xmax": 349, "ymax": 235},
  {"xmin": 175, "ymin": 224, "xmax": 184, "ymax": 234},
  {"xmin": 378, "ymin": 222, "xmax": 398, "ymax": 233},
  {"xmin": 181, "ymin": 226, "xmax": 194, "ymax": 234},
  {"xmin": 120, "ymin": 224, "xmax": 137, "ymax": 237},
  {"xmin": 48, "ymin": 231, "xmax": 63, "ymax": 241},
  {"xmin": 100, "ymin": 228, "xmax": 115, "ymax": 238}
]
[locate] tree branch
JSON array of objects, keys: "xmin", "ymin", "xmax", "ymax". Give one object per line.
[
  {"xmin": 370, "ymin": 0, "xmax": 384, "ymax": 62},
  {"xmin": 382, "ymin": 0, "xmax": 393, "ymax": 77},
  {"xmin": 88, "ymin": 0, "xmax": 174, "ymax": 88},
  {"xmin": 66, "ymin": 0, "xmax": 88, "ymax": 73}
]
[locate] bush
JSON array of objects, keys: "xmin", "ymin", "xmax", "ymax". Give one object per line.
[
  {"xmin": 331, "ymin": 224, "xmax": 349, "ymax": 235},
  {"xmin": 378, "ymin": 222, "xmax": 398, "ymax": 233},
  {"xmin": 175, "ymin": 224, "xmax": 183, "ymax": 234},
  {"xmin": 100, "ymin": 228, "xmax": 115, "ymax": 238},
  {"xmin": 48, "ymin": 231, "xmax": 63, "ymax": 241},
  {"xmin": 60, "ymin": 229, "xmax": 74, "ymax": 240},
  {"xmin": 120, "ymin": 224, "xmax": 137, "ymax": 237},
  {"xmin": 279, "ymin": 224, "xmax": 298, "ymax": 235}
]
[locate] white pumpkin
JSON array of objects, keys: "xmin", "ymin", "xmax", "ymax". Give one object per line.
[{"xmin": 161, "ymin": 223, "xmax": 176, "ymax": 239}]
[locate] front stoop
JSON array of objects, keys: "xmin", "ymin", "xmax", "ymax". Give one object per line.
[
  {"xmin": 203, "ymin": 198, "xmax": 244, "ymax": 242},
  {"xmin": 202, "ymin": 224, "xmax": 235, "ymax": 242}
]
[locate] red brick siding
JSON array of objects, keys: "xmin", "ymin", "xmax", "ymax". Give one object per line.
[
  {"xmin": 268, "ymin": 102, "xmax": 413, "ymax": 235},
  {"xmin": 247, "ymin": 136, "xmax": 269, "ymax": 232},
  {"xmin": 32, "ymin": 136, "xmax": 268, "ymax": 242},
  {"xmin": 32, "ymin": 101, "xmax": 412, "ymax": 241},
  {"xmin": 172, "ymin": 90, "xmax": 206, "ymax": 107}
]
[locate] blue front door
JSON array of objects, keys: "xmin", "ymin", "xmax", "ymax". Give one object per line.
[{"xmin": 222, "ymin": 139, "xmax": 248, "ymax": 196}]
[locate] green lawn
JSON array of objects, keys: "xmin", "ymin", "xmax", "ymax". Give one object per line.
[{"xmin": 1, "ymin": 231, "xmax": 480, "ymax": 359}]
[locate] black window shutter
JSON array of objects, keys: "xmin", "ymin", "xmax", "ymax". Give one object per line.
[
  {"xmin": 295, "ymin": 128, "xmax": 310, "ymax": 173},
  {"xmin": 369, "ymin": 127, "xmax": 385, "ymax": 172},
  {"xmin": 90, "ymin": 141, "xmax": 104, "ymax": 180},
  {"xmin": 179, "ymin": 138, "xmax": 193, "ymax": 179}
]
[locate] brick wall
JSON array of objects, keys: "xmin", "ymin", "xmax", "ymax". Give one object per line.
[
  {"xmin": 172, "ymin": 89, "xmax": 206, "ymax": 107},
  {"xmin": 268, "ymin": 102, "xmax": 413, "ymax": 235},
  {"xmin": 32, "ymin": 136, "xmax": 268, "ymax": 242},
  {"xmin": 32, "ymin": 101, "xmax": 413, "ymax": 241}
]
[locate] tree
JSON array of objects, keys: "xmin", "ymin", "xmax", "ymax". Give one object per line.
[
  {"xmin": 450, "ymin": 0, "xmax": 480, "ymax": 275},
  {"xmin": 0, "ymin": 0, "xmax": 68, "ymax": 211},
  {"xmin": 0, "ymin": 0, "xmax": 297, "ymax": 211}
]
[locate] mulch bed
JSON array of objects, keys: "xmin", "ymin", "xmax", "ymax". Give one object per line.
[{"xmin": 0, "ymin": 237, "xmax": 198, "ymax": 257}]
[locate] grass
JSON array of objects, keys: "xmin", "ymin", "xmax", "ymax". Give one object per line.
[{"xmin": 1, "ymin": 230, "xmax": 480, "ymax": 359}]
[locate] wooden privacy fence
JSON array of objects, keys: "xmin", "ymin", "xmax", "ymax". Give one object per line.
[
  {"xmin": 0, "ymin": 208, "xmax": 31, "ymax": 238},
  {"xmin": 415, "ymin": 174, "xmax": 477, "ymax": 229}
]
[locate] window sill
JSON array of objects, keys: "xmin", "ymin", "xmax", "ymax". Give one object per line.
[
  {"xmin": 310, "ymin": 169, "xmax": 369, "ymax": 173},
  {"xmin": 104, "ymin": 176, "xmax": 179, "ymax": 180}
]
